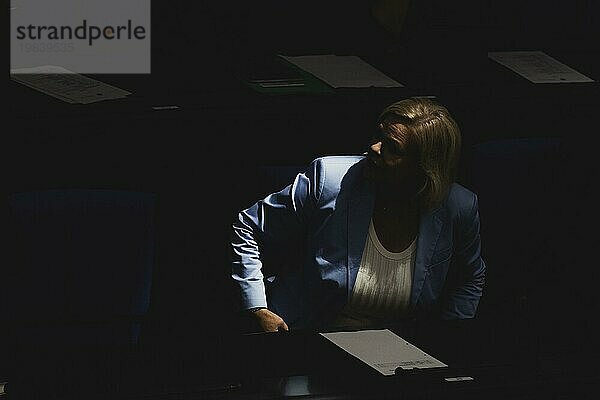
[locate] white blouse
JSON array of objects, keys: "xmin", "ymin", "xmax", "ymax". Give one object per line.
[{"xmin": 330, "ymin": 218, "xmax": 417, "ymax": 329}]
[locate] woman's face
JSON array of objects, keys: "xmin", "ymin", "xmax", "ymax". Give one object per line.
[{"xmin": 366, "ymin": 123, "xmax": 422, "ymax": 195}]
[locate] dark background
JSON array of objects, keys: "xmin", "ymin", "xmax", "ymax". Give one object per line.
[{"xmin": 4, "ymin": 0, "xmax": 600, "ymax": 359}]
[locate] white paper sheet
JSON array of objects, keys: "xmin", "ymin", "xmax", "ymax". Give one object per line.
[
  {"xmin": 280, "ymin": 55, "xmax": 403, "ymax": 88},
  {"xmin": 10, "ymin": 65, "xmax": 132, "ymax": 104},
  {"xmin": 320, "ymin": 329, "xmax": 447, "ymax": 376},
  {"xmin": 488, "ymin": 51, "xmax": 594, "ymax": 83}
]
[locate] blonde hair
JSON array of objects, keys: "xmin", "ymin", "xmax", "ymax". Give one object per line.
[{"xmin": 379, "ymin": 97, "xmax": 461, "ymax": 210}]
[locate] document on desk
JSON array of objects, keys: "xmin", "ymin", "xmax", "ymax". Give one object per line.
[
  {"xmin": 10, "ymin": 65, "xmax": 132, "ymax": 104},
  {"xmin": 320, "ymin": 329, "xmax": 447, "ymax": 376},
  {"xmin": 280, "ymin": 55, "xmax": 403, "ymax": 88},
  {"xmin": 488, "ymin": 51, "xmax": 594, "ymax": 83}
]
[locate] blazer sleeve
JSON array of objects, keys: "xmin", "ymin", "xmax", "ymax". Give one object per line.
[
  {"xmin": 441, "ymin": 192, "xmax": 486, "ymax": 319},
  {"xmin": 229, "ymin": 161, "xmax": 322, "ymax": 311}
]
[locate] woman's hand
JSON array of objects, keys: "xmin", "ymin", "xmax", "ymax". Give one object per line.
[{"xmin": 251, "ymin": 308, "xmax": 289, "ymax": 332}]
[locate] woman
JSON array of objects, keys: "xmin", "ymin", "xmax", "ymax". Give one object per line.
[{"xmin": 230, "ymin": 97, "xmax": 485, "ymax": 332}]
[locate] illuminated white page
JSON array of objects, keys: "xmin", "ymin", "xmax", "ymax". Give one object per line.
[
  {"xmin": 10, "ymin": 65, "xmax": 131, "ymax": 103},
  {"xmin": 488, "ymin": 51, "xmax": 594, "ymax": 83},
  {"xmin": 320, "ymin": 329, "xmax": 447, "ymax": 376},
  {"xmin": 280, "ymin": 54, "xmax": 403, "ymax": 88}
]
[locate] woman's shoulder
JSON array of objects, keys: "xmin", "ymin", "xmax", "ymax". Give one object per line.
[
  {"xmin": 307, "ymin": 155, "xmax": 366, "ymax": 185},
  {"xmin": 304, "ymin": 155, "xmax": 367, "ymax": 202},
  {"xmin": 445, "ymin": 183, "xmax": 479, "ymax": 217},
  {"xmin": 448, "ymin": 182, "xmax": 477, "ymax": 202},
  {"xmin": 310, "ymin": 155, "xmax": 365, "ymax": 171}
]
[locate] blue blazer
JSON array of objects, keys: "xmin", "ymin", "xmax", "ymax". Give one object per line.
[{"xmin": 231, "ymin": 156, "xmax": 486, "ymax": 329}]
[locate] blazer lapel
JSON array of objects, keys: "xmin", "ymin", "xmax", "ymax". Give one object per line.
[
  {"xmin": 410, "ymin": 207, "xmax": 444, "ymax": 307},
  {"xmin": 346, "ymin": 183, "xmax": 375, "ymax": 300}
]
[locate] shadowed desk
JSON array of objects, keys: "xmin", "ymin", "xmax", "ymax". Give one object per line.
[{"xmin": 5, "ymin": 317, "xmax": 600, "ymax": 399}]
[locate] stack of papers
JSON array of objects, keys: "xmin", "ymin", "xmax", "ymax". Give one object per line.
[
  {"xmin": 10, "ymin": 65, "xmax": 132, "ymax": 104},
  {"xmin": 280, "ymin": 55, "xmax": 403, "ymax": 88},
  {"xmin": 320, "ymin": 329, "xmax": 447, "ymax": 376}
]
